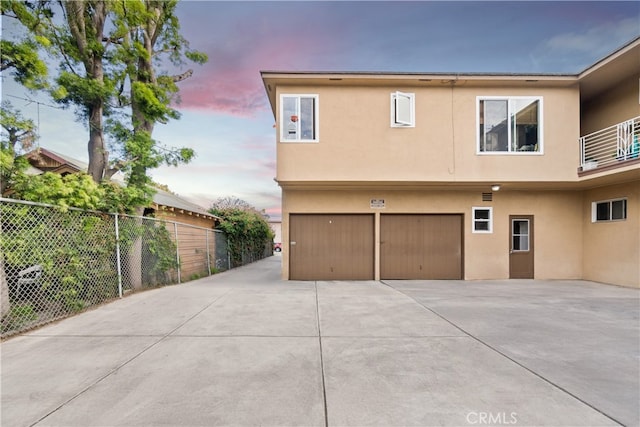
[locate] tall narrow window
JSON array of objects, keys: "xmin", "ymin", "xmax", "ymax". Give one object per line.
[
  {"xmin": 391, "ymin": 91, "xmax": 415, "ymax": 127},
  {"xmin": 478, "ymin": 97, "xmax": 542, "ymax": 153},
  {"xmin": 511, "ymin": 219, "xmax": 530, "ymax": 251},
  {"xmin": 480, "ymin": 100, "xmax": 508, "ymax": 152},
  {"xmin": 280, "ymin": 94, "xmax": 319, "ymax": 142}
]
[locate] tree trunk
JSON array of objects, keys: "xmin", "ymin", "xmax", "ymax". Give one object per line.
[
  {"xmin": 87, "ymin": 104, "xmax": 105, "ymax": 182},
  {"xmin": 63, "ymin": 0, "xmax": 108, "ymax": 183}
]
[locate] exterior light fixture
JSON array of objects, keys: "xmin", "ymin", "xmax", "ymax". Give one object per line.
[{"xmin": 491, "ymin": 184, "xmax": 501, "ymax": 192}]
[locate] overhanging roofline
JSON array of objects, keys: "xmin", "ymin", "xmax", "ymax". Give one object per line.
[
  {"xmin": 260, "ymin": 70, "xmax": 575, "ymax": 78},
  {"xmin": 261, "ymin": 71, "xmax": 577, "ymax": 115},
  {"xmin": 578, "ymin": 36, "xmax": 640, "ymax": 78},
  {"xmin": 578, "ymin": 36, "xmax": 640, "ymax": 101}
]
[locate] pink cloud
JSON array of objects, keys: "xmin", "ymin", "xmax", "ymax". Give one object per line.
[
  {"xmin": 178, "ymin": 75, "xmax": 267, "ymax": 116},
  {"xmin": 265, "ymin": 206, "xmax": 282, "ymax": 219},
  {"xmin": 173, "ymin": 5, "xmax": 348, "ymax": 117}
]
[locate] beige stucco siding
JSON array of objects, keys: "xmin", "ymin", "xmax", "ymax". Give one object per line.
[
  {"xmin": 281, "ymin": 189, "xmax": 583, "ymax": 281},
  {"xmin": 582, "ymin": 181, "xmax": 640, "ymax": 287},
  {"xmin": 276, "ymin": 84, "xmax": 580, "ymax": 184},
  {"xmin": 496, "ymin": 191, "xmax": 583, "ymax": 280},
  {"xmin": 581, "ymin": 74, "xmax": 640, "ymax": 135}
]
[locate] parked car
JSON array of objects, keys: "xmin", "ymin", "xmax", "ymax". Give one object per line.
[{"xmin": 274, "ymin": 242, "xmax": 282, "ymax": 252}]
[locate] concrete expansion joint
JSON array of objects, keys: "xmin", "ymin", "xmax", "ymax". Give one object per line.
[
  {"xmin": 314, "ymin": 281, "xmax": 330, "ymax": 427},
  {"xmin": 319, "ymin": 335, "xmax": 470, "ymax": 339},
  {"xmin": 386, "ymin": 282, "xmax": 626, "ymax": 427},
  {"xmin": 29, "ymin": 290, "xmax": 232, "ymax": 427}
]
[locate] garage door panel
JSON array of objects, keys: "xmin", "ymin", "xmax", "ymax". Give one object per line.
[
  {"xmin": 290, "ymin": 214, "xmax": 374, "ymax": 280},
  {"xmin": 381, "ymin": 214, "xmax": 462, "ymax": 280}
]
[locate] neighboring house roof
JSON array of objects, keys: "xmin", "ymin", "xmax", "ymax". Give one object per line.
[
  {"xmin": 23, "ymin": 147, "xmax": 218, "ymax": 221},
  {"xmin": 24, "ymin": 147, "xmax": 88, "ymax": 175},
  {"xmin": 152, "ymin": 188, "xmax": 218, "ymax": 221}
]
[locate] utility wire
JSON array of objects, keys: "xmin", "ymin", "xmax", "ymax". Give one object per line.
[
  {"xmin": 5, "ymin": 94, "xmax": 63, "ymax": 110},
  {"xmin": 4, "ymin": 94, "xmax": 65, "ymax": 144}
]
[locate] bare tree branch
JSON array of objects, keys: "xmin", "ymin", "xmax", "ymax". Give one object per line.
[{"xmin": 172, "ymin": 69, "xmax": 193, "ymax": 82}]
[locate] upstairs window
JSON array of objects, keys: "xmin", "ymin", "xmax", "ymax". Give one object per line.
[
  {"xmin": 592, "ymin": 198, "xmax": 627, "ymax": 222},
  {"xmin": 478, "ymin": 97, "xmax": 542, "ymax": 154},
  {"xmin": 391, "ymin": 91, "xmax": 415, "ymax": 127},
  {"xmin": 280, "ymin": 94, "xmax": 318, "ymax": 142}
]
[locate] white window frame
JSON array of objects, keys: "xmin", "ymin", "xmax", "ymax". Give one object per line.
[
  {"xmin": 591, "ymin": 198, "xmax": 627, "ymax": 223},
  {"xmin": 476, "ymin": 96, "xmax": 543, "ymax": 155},
  {"xmin": 390, "ymin": 91, "xmax": 415, "ymax": 127},
  {"xmin": 279, "ymin": 94, "xmax": 319, "ymax": 143},
  {"xmin": 472, "ymin": 207, "xmax": 493, "ymax": 234}
]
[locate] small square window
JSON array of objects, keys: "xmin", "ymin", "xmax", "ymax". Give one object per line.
[
  {"xmin": 391, "ymin": 91, "xmax": 415, "ymax": 127},
  {"xmin": 472, "ymin": 207, "xmax": 493, "ymax": 233}
]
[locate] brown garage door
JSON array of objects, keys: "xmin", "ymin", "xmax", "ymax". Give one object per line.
[
  {"xmin": 381, "ymin": 214, "xmax": 463, "ymax": 279},
  {"xmin": 289, "ymin": 214, "xmax": 374, "ymax": 280}
]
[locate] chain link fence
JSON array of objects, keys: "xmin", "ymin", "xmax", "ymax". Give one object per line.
[
  {"xmin": 233, "ymin": 239, "xmax": 275, "ymax": 268},
  {"xmin": 0, "ymin": 198, "xmax": 236, "ymax": 338}
]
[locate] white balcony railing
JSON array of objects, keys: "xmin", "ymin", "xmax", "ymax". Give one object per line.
[{"xmin": 579, "ymin": 116, "xmax": 640, "ymax": 171}]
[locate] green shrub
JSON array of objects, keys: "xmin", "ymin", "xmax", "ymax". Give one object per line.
[{"xmin": 209, "ymin": 207, "xmax": 274, "ymax": 268}]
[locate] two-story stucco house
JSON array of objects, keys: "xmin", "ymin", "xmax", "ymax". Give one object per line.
[{"xmin": 261, "ymin": 38, "xmax": 640, "ymax": 287}]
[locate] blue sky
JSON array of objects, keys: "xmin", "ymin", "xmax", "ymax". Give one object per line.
[{"xmin": 3, "ymin": 1, "xmax": 639, "ymax": 220}]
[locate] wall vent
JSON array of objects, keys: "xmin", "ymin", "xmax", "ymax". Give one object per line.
[{"xmin": 482, "ymin": 192, "xmax": 493, "ymax": 202}]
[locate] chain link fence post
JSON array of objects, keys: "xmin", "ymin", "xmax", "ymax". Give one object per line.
[
  {"xmin": 174, "ymin": 222, "xmax": 181, "ymax": 284},
  {"xmin": 206, "ymin": 229, "xmax": 211, "ymax": 276},
  {"xmin": 115, "ymin": 213, "xmax": 123, "ymax": 298}
]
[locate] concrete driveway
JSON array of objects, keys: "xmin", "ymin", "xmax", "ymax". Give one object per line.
[{"xmin": 2, "ymin": 256, "xmax": 638, "ymax": 426}]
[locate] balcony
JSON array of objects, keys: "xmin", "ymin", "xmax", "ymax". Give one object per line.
[{"xmin": 579, "ymin": 117, "xmax": 640, "ymax": 173}]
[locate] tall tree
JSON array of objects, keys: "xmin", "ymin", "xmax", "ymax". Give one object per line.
[
  {"xmin": 3, "ymin": 0, "xmax": 206, "ymax": 292},
  {"xmin": 110, "ymin": 0, "xmax": 206, "ymax": 201},
  {"xmin": 49, "ymin": 0, "xmax": 113, "ymax": 182},
  {"xmin": 6, "ymin": 0, "xmax": 205, "ymax": 194}
]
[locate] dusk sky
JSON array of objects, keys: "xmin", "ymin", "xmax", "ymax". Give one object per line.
[{"xmin": 3, "ymin": 1, "xmax": 639, "ymax": 220}]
